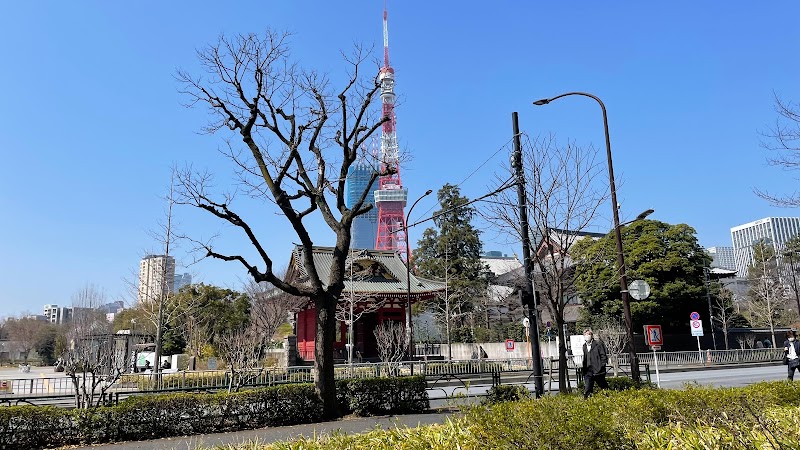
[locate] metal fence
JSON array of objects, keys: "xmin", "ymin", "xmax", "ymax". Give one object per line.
[
  {"xmin": 0, "ymin": 348, "xmax": 782, "ymax": 405},
  {"xmin": 616, "ymin": 348, "xmax": 783, "ymax": 368}
]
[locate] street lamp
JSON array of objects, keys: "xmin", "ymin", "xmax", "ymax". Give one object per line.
[
  {"xmin": 534, "ymin": 92, "xmax": 641, "ymax": 382},
  {"xmin": 405, "ymin": 189, "xmax": 433, "ymax": 359}
]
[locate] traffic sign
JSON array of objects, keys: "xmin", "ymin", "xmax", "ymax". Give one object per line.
[
  {"xmin": 650, "ymin": 345, "xmax": 661, "ymax": 351},
  {"xmin": 629, "ymin": 280, "xmax": 651, "ymax": 300},
  {"xmin": 690, "ymin": 319, "xmax": 704, "ymax": 336},
  {"xmin": 505, "ymin": 339, "xmax": 515, "ymax": 351},
  {"xmin": 644, "ymin": 325, "xmax": 664, "ymax": 346},
  {"xmin": 522, "ymin": 318, "xmax": 530, "ymax": 328},
  {"xmin": 690, "ymin": 311, "xmax": 700, "ymax": 321}
]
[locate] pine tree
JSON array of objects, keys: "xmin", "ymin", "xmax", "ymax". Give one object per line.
[{"xmin": 414, "ymin": 184, "xmax": 486, "ymax": 343}]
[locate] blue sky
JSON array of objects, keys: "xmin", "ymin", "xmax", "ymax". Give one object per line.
[{"xmin": 1, "ymin": 1, "xmax": 798, "ymax": 317}]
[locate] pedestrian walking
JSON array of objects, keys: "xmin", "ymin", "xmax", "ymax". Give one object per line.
[
  {"xmin": 784, "ymin": 330, "xmax": 800, "ymax": 380},
  {"xmin": 582, "ymin": 329, "xmax": 608, "ymax": 398}
]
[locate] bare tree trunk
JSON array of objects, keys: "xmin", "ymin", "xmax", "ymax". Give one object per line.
[
  {"xmin": 314, "ymin": 294, "xmax": 338, "ymax": 419},
  {"xmin": 556, "ymin": 317, "xmax": 569, "ymax": 393}
]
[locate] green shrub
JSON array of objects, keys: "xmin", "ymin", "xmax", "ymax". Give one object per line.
[
  {"xmin": 481, "ymin": 384, "xmax": 531, "ymax": 405},
  {"xmin": 577, "ymin": 375, "xmax": 657, "ymax": 392},
  {"xmin": 0, "ymin": 406, "xmax": 77, "ymax": 449},
  {"xmin": 338, "ymin": 376, "xmax": 429, "ymax": 416},
  {"xmin": 0, "ymin": 376, "xmax": 429, "ymax": 448},
  {"xmin": 258, "ymin": 381, "xmax": 800, "ymax": 450},
  {"xmin": 605, "ymin": 376, "xmax": 657, "ymax": 391}
]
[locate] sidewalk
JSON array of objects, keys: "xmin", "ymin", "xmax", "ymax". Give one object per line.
[{"xmin": 71, "ymin": 410, "xmax": 459, "ymax": 450}]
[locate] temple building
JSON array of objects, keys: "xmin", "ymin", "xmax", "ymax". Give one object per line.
[{"xmin": 287, "ymin": 246, "xmax": 445, "ymax": 361}]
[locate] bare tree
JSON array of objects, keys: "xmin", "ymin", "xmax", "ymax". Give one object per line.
[
  {"xmin": 430, "ymin": 286, "xmax": 471, "ymax": 360},
  {"xmin": 4, "ymin": 317, "xmax": 46, "ymax": 363},
  {"xmin": 713, "ymin": 286, "xmax": 736, "ymax": 350},
  {"xmin": 484, "ymin": 135, "xmax": 608, "ymax": 393},
  {"xmin": 174, "ymin": 31, "xmax": 389, "ymax": 418},
  {"xmin": 374, "ymin": 321, "xmax": 408, "ymax": 364},
  {"xmin": 756, "ymin": 94, "xmax": 800, "ymax": 207},
  {"xmin": 245, "ymin": 279, "xmax": 302, "ymax": 346},
  {"xmin": 335, "ymin": 251, "xmax": 388, "ymax": 365},
  {"xmin": 746, "ymin": 242, "xmax": 788, "ymax": 346},
  {"xmin": 216, "ymin": 323, "xmax": 268, "ymax": 392},
  {"xmin": 184, "ymin": 314, "xmax": 206, "ymax": 364},
  {"xmin": 61, "ymin": 285, "xmax": 125, "ymax": 409},
  {"xmin": 735, "ymin": 334, "xmax": 746, "ymax": 350},
  {"xmin": 744, "ymin": 333, "xmax": 757, "ymax": 349},
  {"xmin": 593, "ymin": 316, "xmax": 628, "ymax": 377}
]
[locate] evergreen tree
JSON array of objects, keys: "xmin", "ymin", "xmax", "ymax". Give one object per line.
[
  {"xmin": 414, "ymin": 184, "xmax": 486, "ymax": 341},
  {"xmin": 781, "ymin": 235, "xmax": 800, "ymax": 320},
  {"xmin": 572, "ymin": 220, "xmax": 711, "ymax": 332}
]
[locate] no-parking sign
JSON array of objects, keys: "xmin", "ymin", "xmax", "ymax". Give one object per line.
[{"xmin": 690, "ymin": 319, "xmax": 704, "ymax": 337}]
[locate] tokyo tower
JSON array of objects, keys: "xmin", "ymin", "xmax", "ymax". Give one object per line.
[{"xmin": 373, "ymin": 5, "xmax": 409, "ymax": 260}]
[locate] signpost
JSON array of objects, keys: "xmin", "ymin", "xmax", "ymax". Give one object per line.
[
  {"xmin": 643, "ymin": 325, "xmax": 663, "ymax": 387},
  {"xmin": 690, "ymin": 312, "xmax": 704, "ymax": 363}
]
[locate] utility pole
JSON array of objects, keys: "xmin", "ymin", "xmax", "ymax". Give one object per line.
[{"xmin": 512, "ymin": 111, "xmax": 544, "ymax": 397}]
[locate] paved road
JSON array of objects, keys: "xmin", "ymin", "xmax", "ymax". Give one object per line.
[{"xmin": 72, "ymin": 365, "xmax": 791, "ymax": 450}]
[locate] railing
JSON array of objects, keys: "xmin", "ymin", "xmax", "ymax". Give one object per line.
[
  {"xmin": 0, "ymin": 349, "xmax": 782, "ymax": 404},
  {"xmin": 415, "ymin": 343, "xmax": 442, "ymax": 356},
  {"xmin": 616, "ymin": 348, "xmax": 783, "ymax": 368}
]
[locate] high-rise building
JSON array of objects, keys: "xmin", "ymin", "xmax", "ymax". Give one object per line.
[
  {"xmin": 138, "ymin": 255, "xmax": 175, "ymax": 304},
  {"xmin": 731, "ymin": 217, "xmax": 800, "ymax": 276},
  {"xmin": 174, "ymin": 273, "xmax": 192, "ymax": 292},
  {"xmin": 706, "ymin": 246, "xmax": 736, "ymax": 271},
  {"xmin": 43, "ymin": 304, "xmax": 72, "ymax": 324},
  {"xmin": 347, "ymin": 163, "xmax": 379, "ymax": 249}
]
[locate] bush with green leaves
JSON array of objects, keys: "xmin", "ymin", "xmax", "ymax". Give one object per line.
[
  {"xmin": 0, "ymin": 376, "xmax": 428, "ymax": 448},
  {"xmin": 254, "ymin": 381, "xmax": 800, "ymax": 450},
  {"xmin": 337, "ymin": 376, "xmax": 429, "ymax": 416},
  {"xmin": 481, "ymin": 384, "xmax": 532, "ymax": 405},
  {"xmin": 576, "ymin": 375, "xmax": 657, "ymax": 392}
]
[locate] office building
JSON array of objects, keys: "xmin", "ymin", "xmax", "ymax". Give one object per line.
[
  {"xmin": 138, "ymin": 255, "xmax": 175, "ymax": 304},
  {"xmin": 43, "ymin": 304, "xmax": 72, "ymax": 324},
  {"xmin": 347, "ymin": 163, "xmax": 379, "ymax": 250},
  {"xmin": 174, "ymin": 273, "xmax": 192, "ymax": 292},
  {"xmin": 731, "ymin": 217, "xmax": 800, "ymax": 277},
  {"xmin": 706, "ymin": 246, "xmax": 736, "ymax": 271}
]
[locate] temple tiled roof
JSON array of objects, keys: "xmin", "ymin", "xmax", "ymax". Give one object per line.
[{"xmin": 289, "ymin": 246, "xmax": 445, "ymax": 298}]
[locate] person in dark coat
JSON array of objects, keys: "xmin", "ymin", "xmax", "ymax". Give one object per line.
[
  {"xmin": 783, "ymin": 330, "xmax": 800, "ymax": 380},
  {"xmin": 582, "ymin": 329, "xmax": 608, "ymax": 398}
]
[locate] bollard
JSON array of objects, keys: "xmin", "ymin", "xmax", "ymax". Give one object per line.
[{"xmin": 491, "ymin": 370, "xmax": 501, "ymax": 387}]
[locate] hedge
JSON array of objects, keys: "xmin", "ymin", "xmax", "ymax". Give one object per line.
[
  {"xmin": 0, "ymin": 375, "xmax": 428, "ymax": 449},
  {"xmin": 337, "ymin": 376, "xmax": 429, "ymax": 416},
  {"xmin": 256, "ymin": 381, "xmax": 800, "ymax": 450}
]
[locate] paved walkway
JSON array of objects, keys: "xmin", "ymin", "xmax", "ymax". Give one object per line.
[{"xmin": 72, "ymin": 411, "xmax": 458, "ymax": 450}]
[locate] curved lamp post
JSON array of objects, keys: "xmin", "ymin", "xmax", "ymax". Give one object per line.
[
  {"xmin": 533, "ymin": 92, "xmax": 641, "ymax": 382},
  {"xmin": 405, "ymin": 189, "xmax": 433, "ymax": 359}
]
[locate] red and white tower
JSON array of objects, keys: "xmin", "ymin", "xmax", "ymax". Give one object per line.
[{"xmin": 374, "ymin": 5, "xmax": 409, "ymax": 260}]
